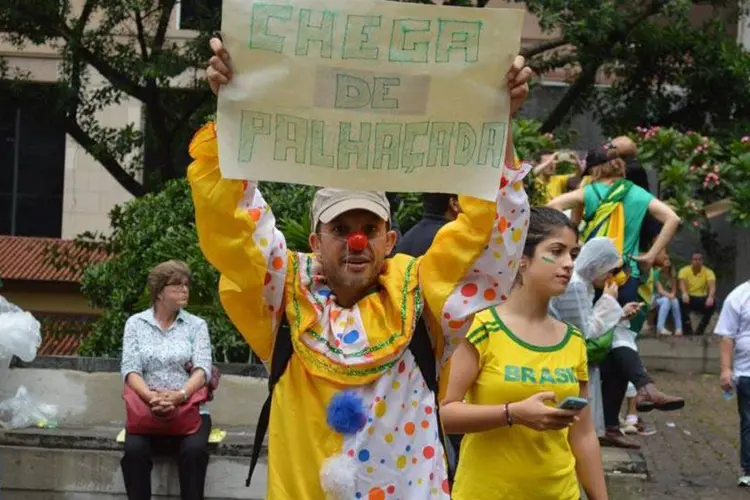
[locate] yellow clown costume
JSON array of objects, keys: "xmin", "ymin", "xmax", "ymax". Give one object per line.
[{"xmin": 187, "ymin": 122, "xmax": 530, "ymax": 499}]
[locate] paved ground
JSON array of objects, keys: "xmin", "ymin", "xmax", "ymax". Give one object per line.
[{"xmin": 625, "ymin": 370, "xmax": 749, "ymax": 499}]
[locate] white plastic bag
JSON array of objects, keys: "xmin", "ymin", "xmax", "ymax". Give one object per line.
[
  {"xmin": 0, "ymin": 386, "xmax": 59, "ymax": 429},
  {"xmin": 0, "ymin": 295, "xmax": 41, "ymax": 362}
]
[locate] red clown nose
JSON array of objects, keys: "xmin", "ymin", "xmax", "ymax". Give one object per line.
[{"xmin": 347, "ymin": 232, "xmax": 368, "ymax": 252}]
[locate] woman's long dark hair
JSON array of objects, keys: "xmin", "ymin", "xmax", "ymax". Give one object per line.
[
  {"xmin": 515, "ymin": 208, "xmax": 577, "ymax": 287},
  {"xmin": 523, "ymin": 207, "xmax": 578, "ymax": 258}
]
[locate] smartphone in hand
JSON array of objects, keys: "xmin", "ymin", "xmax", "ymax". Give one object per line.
[{"xmin": 557, "ymin": 396, "xmax": 589, "ymax": 410}]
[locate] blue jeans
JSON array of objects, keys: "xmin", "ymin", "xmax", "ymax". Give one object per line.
[
  {"xmin": 655, "ymin": 295, "xmax": 683, "ymax": 331},
  {"xmin": 737, "ymin": 377, "xmax": 750, "ymax": 474}
]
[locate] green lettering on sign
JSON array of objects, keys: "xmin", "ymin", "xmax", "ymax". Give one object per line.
[
  {"xmin": 338, "ymin": 122, "xmax": 372, "ymax": 170},
  {"xmin": 295, "ymin": 9, "xmax": 336, "ymax": 58},
  {"xmin": 435, "ymin": 20, "xmax": 482, "ymax": 63},
  {"xmin": 342, "ymin": 15, "xmax": 381, "ymax": 60},
  {"xmin": 477, "ymin": 122, "xmax": 506, "ymax": 168},
  {"xmin": 389, "ymin": 19, "xmax": 431, "ymax": 63},
  {"xmin": 401, "ymin": 122, "xmax": 429, "ymax": 172},
  {"xmin": 426, "ymin": 122, "xmax": 454, "ymax": 167},
  {"xmin": 273, "ymin": 114, "xmax": 308, "ymax": 163},
  {"xmin": 371, "ymin": 77, "xmax": 400, "ymax": 109},
  {"xmin": 334, "ymin": 74, "xmax": 372, "ymax": 109},
  {"xmin": 249, "ymin": 3, "xmax": 293, "ymax": 53},
  {"xmin": 238, "ymin": 111, "xmax": 272, "ymax": 162},
  {"xmin": 373, "ymin": 123, "xmax": 402, "ymax": 170},
  {"xmin": 309, "ymin": 120, "xmax": 334, "ymax": 168},
  {"xmin": 453, "ymin": 122, "xmax": 477, "ymax": 166}
]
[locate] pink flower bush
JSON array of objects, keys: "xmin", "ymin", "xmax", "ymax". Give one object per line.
[{"xmin": 632, "ymin": 125, "xmax": 750, "ymax": 228}]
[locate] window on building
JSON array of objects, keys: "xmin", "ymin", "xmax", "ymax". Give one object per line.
[
  {"xmin": 0, "ymin": 83, "xmax": 66, "ymax": 237},
  {"xmin": 177, "ymin": 0, "xmax": 222, "ymax": 31}
]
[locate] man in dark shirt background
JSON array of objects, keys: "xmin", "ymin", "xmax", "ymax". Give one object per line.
[{"xmin": 394, "ymin": 193, "xmax": 460, "ymax": 256}]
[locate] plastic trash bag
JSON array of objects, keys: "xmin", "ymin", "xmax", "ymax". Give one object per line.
[
  {"xmin": 0, "ymin": 295, "xmax": 41, "ymax": 362},
  {"xmin": 0, "ymin": 386, "xmax": 59, "ymax": 429}
]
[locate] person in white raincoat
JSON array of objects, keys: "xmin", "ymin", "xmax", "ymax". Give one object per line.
[
  {"xmin": 550, "ymin": 238, "xmax": 684, "ymax": 449},
  {"xmin": 549, "ymin": 238, "xmax": 625, "ymax": 437}
]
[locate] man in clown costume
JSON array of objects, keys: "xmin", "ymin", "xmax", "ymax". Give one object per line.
[{"xmin": 188, "ymin": 35, "xmax": 533, "ymax": 499}]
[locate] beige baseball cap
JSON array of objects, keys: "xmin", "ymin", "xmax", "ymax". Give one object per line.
[{"xmin": 310, "ymin": 188, "xmax": 390, "ymax": 229}]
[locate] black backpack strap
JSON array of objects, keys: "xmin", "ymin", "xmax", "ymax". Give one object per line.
[
  {"xmin": 408, "ymin": 319, "xmax": 455, "ymax": 488},
  {"xmin": 245, "ymin": 323, "xmax": 294, "ymax": 487}
]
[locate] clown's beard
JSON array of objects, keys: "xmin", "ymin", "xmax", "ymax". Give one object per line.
[{"xmin": 320, "ymin": 255, "xmax": 383, "ymax": 304}]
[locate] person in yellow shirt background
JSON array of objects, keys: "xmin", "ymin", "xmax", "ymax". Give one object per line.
[
  {"xmin": 533, "ymin": 150, "xmax": 586, "ymax": 204},
  {"xmin": 678, "ymin": 252, "xmax": 718, "ymax": 335},
  {"xmin": 441, "ymin": 207, "xmax": 607, "ymax": 500}
]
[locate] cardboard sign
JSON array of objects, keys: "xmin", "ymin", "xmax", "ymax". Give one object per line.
[{"xmin": 217, "ymin": 0, "xmax": 524, "ymax": 200}]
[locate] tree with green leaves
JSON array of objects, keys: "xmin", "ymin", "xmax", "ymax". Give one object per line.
[
  {"xmin": 0, "ymin": 0, "xmax": 219, "ymax": 196},
  {"xmin": 516, "ymin": 0, "xmax": 750, "ymax": 138}
]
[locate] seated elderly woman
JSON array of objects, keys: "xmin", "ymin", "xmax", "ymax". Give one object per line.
[{"xmin": 120, "ymin": 260, "xmax": 213, "ymax": 500}]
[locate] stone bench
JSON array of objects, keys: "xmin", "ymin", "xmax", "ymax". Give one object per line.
[
  {"xmin": 0, "ymin": 425, "xmax": 267, "ymax": 500},
  {"xmin": 0, "ymin": 425, "xmax": 647, "ymax": 500},
  {"xmin": 0, "ymin": 364, "xmax": 649, "ymax": 499},
  {"xmin": 642, "ymin": 309, "xmax": 719, "ymax": 336},
  {"xmin": 0, "ymin": 365, "xmax": 269, "ymax": 499}
]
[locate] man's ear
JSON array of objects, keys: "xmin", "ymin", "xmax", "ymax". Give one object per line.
[
  {"xmin": 450, "ymin": 197, "xmax": 461, "ymax": 216},
  {"xmin": 385, "ymin": 230, "xmax": 398, "ymax": 255},
  {"xmin": 309, "ymin": 232, "xmax": 321, "ymax": 256}
]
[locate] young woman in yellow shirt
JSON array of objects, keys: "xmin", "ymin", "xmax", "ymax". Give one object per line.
[{"xmin": 441, "ymin": 207, "xmax": 607, "ymax": 500}]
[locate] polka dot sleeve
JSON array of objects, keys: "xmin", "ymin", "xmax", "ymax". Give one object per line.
[
  {"xmin": 188, "ymin": 123, "xmax": 287, "ymax": 363},
  {"xmin": 418, "ymin": 159, "xmax": 531, "ymax": 366}
]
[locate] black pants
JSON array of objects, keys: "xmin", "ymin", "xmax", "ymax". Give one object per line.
[
  {"xmin": 121, "ymin": 414, "xmax": 211, "ymax": 500},
  {"xmin": 681, "ymin": 295, "xmax": 716, "ymax": 335},
  {"xmin": 599, "ymin": 347, "xmax": 652, "ymax": 428},
  {"xmin": 737, "ymin": 377, "xmax": 750, "ymax": 475}
]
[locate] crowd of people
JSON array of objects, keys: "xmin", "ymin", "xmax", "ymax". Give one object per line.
[{"xmin": 113, "ymin": 33, "xmax": 750, "ymax": 500}]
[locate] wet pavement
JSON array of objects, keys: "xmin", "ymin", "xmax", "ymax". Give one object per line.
[{"xmin": 625, "ymin": 371, "xmax": 748, "ymax": 499}]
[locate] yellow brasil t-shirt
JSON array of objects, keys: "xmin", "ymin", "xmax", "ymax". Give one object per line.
[
  {"xmin": 678, "ymin": 265, "xmax": 716, "ymax": 297},
  {"xmin": 452, "ymin": 308, "xmax": 588, "ymax": 500}
]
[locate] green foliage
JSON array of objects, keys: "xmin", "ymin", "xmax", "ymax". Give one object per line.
[
  {"xmin": 259, "ymin": 182, "xmax": 315, "ymax": 251},
  {"xmin": 394, "ymin": 193, "xmax": 424, "ymax": 233},
  {"xmin": 634, "ymin": 126, "xmax": 750, "ymax": 227},
  {"xmin": 634, "ymin": 126, "xmax": 749, "ymax": 277},
  {"xmin": 47, "ymin": 179, "xmax": 249, "ymax": 362},
  {"xmin": 519, "ymin": 0, "xmax": 750, "ymax": 138}
]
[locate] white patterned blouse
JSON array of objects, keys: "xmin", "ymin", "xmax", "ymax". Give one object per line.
[{"xmin": 121, "ymin": 308, "xmax": 213, "ymax": 414}]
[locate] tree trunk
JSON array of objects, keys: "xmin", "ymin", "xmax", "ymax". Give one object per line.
[
  {"xmin": 65, "ymin": 118, "xmax": 147, "ymax": 197},
  {"xmin": 521, "ymin": 38, "xmax": 567, "ymax": 59}
]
